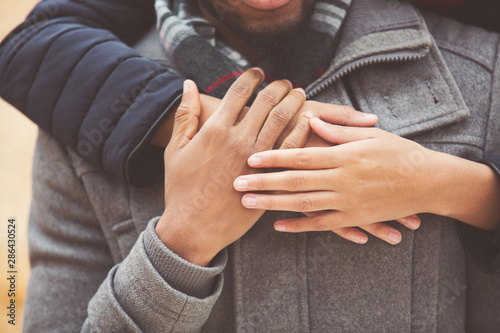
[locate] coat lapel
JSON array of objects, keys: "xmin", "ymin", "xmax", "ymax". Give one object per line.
[{"xmin": 308, "ymin": 0, "xmax": 470, "ymax": 138}]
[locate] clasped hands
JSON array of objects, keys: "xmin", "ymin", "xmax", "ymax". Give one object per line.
[{"xmin": 156, "ymin": 68, "xmax": 428, "ymax": 266}]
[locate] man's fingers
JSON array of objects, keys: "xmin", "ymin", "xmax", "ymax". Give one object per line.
[
  {"xmin": 239, "ymin": 79, "xmax": 293, "ymax": 135},
  {"xmin": 254, "ymin": 88, "xmax": 306, "ymax": 149},
  {"xmin": 211, "ymin": 68, "xmax": 264, "ymax": 126},
  {"xmin": 310, "ymin": 117, "xmax": 377, "ymax": 145},
  {"xmin": 279, "ymin": 110, "xmax": 312, "ymax": 150},
  {"xmin": 359, "ymin": 223, "xmax": 402, "ymax": 245},
  {"xmin": 169, "ymin": 80, "xmax": 201, "ymax": 152}
]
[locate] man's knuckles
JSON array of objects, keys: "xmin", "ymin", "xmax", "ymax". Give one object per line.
[
  {"xmin": 228, "ymin": 81, "xmax": 254, "ymax": 100},
  {"xmin": 268, "ymin": 105, "xmax": 291, "ymax": 129},
  {"xmin": 257, "ymin": 89, "xmax": 282, "ymax": 106}
]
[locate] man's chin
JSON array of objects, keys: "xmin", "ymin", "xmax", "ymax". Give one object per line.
[
  {"xmin": 235, "ymin": 16, "xmax": 303, "ymax": 37},
  {"xmin": 220, "ymin": 1, "xmax": 315, "ymax": 57},
  {"xmin": 231, "ymin": 22, "xmax": 306, "ymax": 57},
  {"xmin": 202, "ymin": 0, "xmax": 315, "ymax": 52}
]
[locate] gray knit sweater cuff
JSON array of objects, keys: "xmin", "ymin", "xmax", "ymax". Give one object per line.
[{"xmin": 144, "ymin": 217, "xmax": 227, "ymax": 299}]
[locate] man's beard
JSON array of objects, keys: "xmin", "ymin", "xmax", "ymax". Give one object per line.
[{"xmin": 202, "ymin": 0, "xmax": 316, "ymax": 58}]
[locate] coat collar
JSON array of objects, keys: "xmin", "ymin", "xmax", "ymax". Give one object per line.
[{"xmin": 307, "ymin": 0, "xmax": 470, "ymax": 137}]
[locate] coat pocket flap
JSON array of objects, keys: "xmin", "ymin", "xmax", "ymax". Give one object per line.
[{"xmin": 349, "ymin": 44, "xmax": 469, "ymax": 138}]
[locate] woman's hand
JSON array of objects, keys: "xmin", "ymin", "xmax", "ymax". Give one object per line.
[
  {"xmin": 156, "ymin": 69, "xmax": 307, "ymax": 267},
  {"xmin": 234, "ymin": 116, "xmax": 430, "ymax": 244}
]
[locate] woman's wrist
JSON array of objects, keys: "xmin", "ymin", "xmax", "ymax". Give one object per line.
[{"xmin": 425, "ymin": 150, "xmax": 500, "ymax": 231}]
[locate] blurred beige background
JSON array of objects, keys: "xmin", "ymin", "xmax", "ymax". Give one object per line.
[{"xmin": 0, "ymin": 0, "xmax": 40, "ymax": 332}]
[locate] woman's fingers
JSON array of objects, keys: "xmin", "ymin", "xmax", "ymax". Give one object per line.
[
  {"xmin": 305, "ymin": 102, "xmax": 378, "ymax": 127},
  {"xmin": 273, "ymin": 211, "xmax": 412, "ymax": 246},
  {"xmin": 271, "ymin": 210, "xmax": 420, "ymax": 245},
  {"xmin": 273, "ymin": 210, "xmax": 347, "ymax": 232},
  {"xmin": 359, "ymin": 223, "xmax": 402, "ymax": 245},
  {"xmin": 330, "ymin": 227, "xmax": 369, "ymax": 245},
  {"xmin": 234, "ymin": 170, "xmax": 334, "ymax": 192},
  {"xmin": 359, "ymin": 216, "xmax": 420, "ymax": 245},
  {"xmin": 244, "ymin": 147, "xmax": 339, "ymax": 169},
  {"xmin": 304, "ymin": 211, "xmax": 367, "ymax": 244},
  {"xmin": 240, "ymin": 191, "xmax": 338, "ymax": 212},
  {"xmin": 395, "ymin": 215, "xmax": 421, "ymax": 230},
  {"xmin": 309, "ymin": 117, "xmax": 376, "ymax": 145}
]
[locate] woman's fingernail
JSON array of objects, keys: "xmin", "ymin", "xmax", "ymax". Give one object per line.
[
  {"xmin": 408, "ymin": 216, "xmax": 420, "ymax": 229},
  {"xmin": 363, "ymin": 113, "xmax": 378, "ymax": 121},
  {"xmin": 355, "ymin": 235, "xmax": 368, "ymax": 244},
  {"xmin": 275, "ymin": 223, "xmax": 287, "ymax": 232},
  {"xmin": 242, "ymin": 196, "xmax": 257, "ymax": 207},
  {"xmin": 183, "ymin": 80, "xmax": 190, "ymax": 94},
  {"xmin": 294, "ymin": 87, "xmax": 306, "ymax": 96},
  {"xmin": 248, "ymin": 156, "xmax": 262, "ymax": 166},
  {"xmin": 388, "ymin": 232, "xmax": 402, "ymax": 244},
  {"xmin": 234, "ymin": 179, "xmax": 248, "ymax": 191},
  {"xmin": 311, "ymin": 117, "xmax": 326, "ymax": 127},
  {"xmin": 303, "ymin": 110, "xmax": 314, "ymax": 119}
]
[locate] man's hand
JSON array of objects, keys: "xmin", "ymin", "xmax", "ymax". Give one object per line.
[
  {"xmin": 151, "ymin": 92, "xmax": 379, "ymax": 147},
  {"xmin": 150, "ymin": 93, "xmax": 221, "ymax": 147},
  {"xmin": 155, "ymin": 68, "xmax": 307, "ymax": 267}
]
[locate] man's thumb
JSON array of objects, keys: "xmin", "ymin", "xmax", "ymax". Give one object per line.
[{"xmin": 170, "ymin": 80, "xmax": 201, "ymax": 151}]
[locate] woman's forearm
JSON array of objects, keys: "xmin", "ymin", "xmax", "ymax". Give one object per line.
[{"xmin": 426, "ymin": 151, "xmax": 500, "ymax": 231}]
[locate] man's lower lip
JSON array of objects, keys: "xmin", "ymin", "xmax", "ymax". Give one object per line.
[{"xmin": 242, "ymin": 0, "xmax": 291, "ymax": 11}]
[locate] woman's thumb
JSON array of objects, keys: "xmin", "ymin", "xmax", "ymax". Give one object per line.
[
  {"xmin": 309, "ymin": 117, "xmax": 370, "ymax": 144},
  {"xmin": 170, "ymin": 80, "xmax": 201, "ymax": 151}
]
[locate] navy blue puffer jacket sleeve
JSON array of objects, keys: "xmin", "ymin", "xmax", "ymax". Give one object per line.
[{"xmin": 0, "ymin": 0, "xmax": 184, "ymax": 186}]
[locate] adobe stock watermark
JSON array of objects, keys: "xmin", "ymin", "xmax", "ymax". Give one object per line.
[
  {"xmin": 412, "ymin": 277, "xmax": 467, "ymax": 332},
  {"xmin": 382, "ymin": 145, "xmax": 427, "ymax": 194},
  {"xmin": 306, "ymin": 233, "xmax": 342, "ymax": 275},
  {"xmin": 241, "ymin": 271, "xmax": 290, "ymax": 332},
  {"xmin": 77, "ymin": 66, "xmax": 167, "ymax": 158},
  {"xmin": 9, "ymin": 0, "xmax": 64, "ymax": 54}
]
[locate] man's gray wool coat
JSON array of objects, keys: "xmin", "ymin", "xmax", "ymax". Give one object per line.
[{"xmin": 23, "ymin": 0, "xmax": 500, "ymax": 331}]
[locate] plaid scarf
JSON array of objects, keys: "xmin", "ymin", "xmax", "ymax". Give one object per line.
[{"xmin": 155, "ymin": 0, "xmax": 351, "ymax": 98}]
